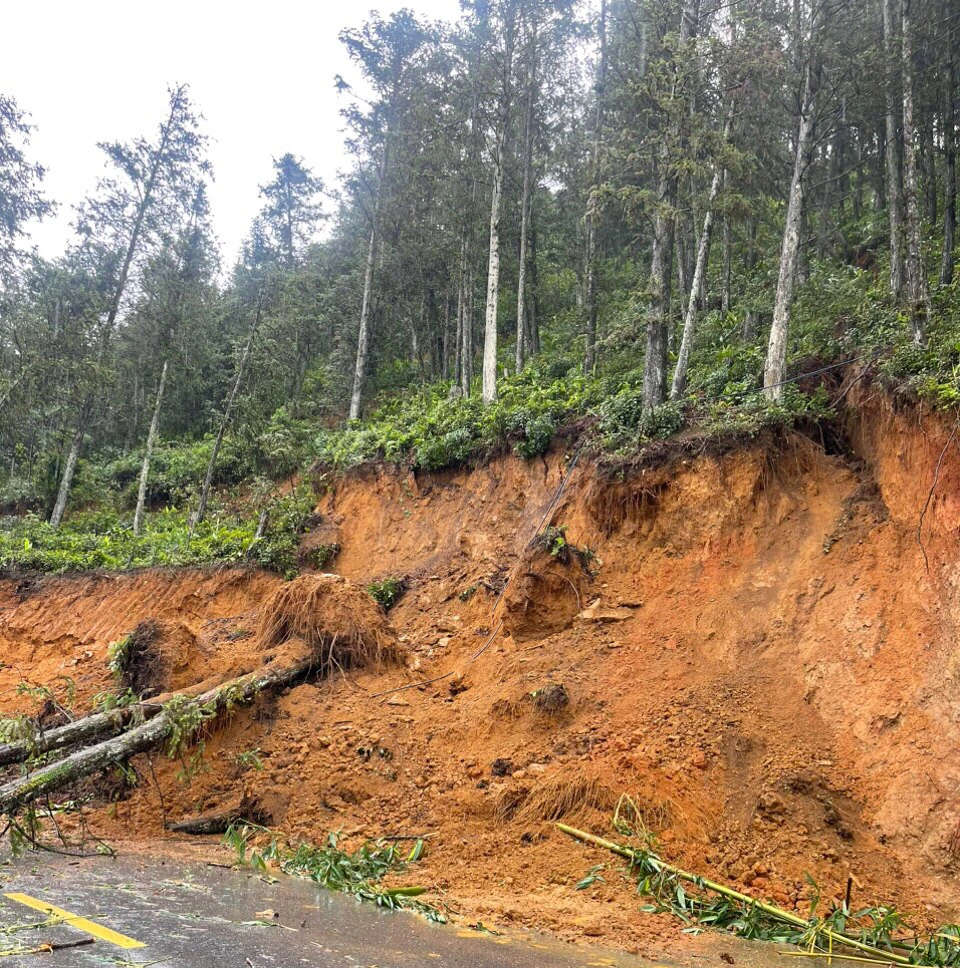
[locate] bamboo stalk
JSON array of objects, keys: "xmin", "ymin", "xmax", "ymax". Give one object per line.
[{"xmin": 555, "ymin": 824, "xmax": 912, "ymax": 966}]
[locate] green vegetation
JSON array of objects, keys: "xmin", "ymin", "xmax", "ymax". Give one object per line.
[
  {"xmin": 0, "ymin": 485, "xmax": 315, "ymax": 578},
  {"xmin": 366, "ymin": 577, "xmax": 405, "ymax": 610},
  {"xmin": 307, "ymin": 542, "xmax": 341, "ymax": 569},
  {"xmin": 564, "ymin": 809, "xmax": 960, "ymax": 968},
  {"xmin": 2, "ymin": 0, "xmax": 960, "ymax": 579},
  {"xmin": 234, "ymin": 748, "xmax": 264, "ymax": 772},
  {"xmin": 106, "ymin": 633, "xmax": 134, "ymax": 678},
  {"xmin": 223, "ymin": 826, "xmax": 444, "ymax": 921}
]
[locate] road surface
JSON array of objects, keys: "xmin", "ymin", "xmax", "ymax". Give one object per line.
[{"xmin": 0, "ymin": 852, "xmax": 660, "ymax": 966}]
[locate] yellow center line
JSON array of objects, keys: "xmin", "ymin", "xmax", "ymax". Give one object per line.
[{"xmin": 3, "ymin": 892, "xmax": 146, "ymax": 949}]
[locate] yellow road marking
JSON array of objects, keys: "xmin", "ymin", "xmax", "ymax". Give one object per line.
[{"xmin": 4, "ymin": 892, "xmax": 146, "ymax": 949}]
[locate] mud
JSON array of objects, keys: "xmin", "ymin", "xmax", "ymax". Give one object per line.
[{"xmin": 5, "ymin": 383, "xmax": 960, "ymax": 957}]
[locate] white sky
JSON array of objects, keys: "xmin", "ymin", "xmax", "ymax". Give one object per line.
[{"xmin": 3, "ymin": 0, "xmax": 461, "ymax": 267}]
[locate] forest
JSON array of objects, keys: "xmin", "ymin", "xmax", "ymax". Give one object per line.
[{"xmin": 0, "ymin": 0, "xmax": 958, "ymax": 573}]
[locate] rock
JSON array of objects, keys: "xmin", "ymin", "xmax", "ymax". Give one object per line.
[
  {"xmin": 532, "ymin": 682, "xmax": 570, "ymax": 713},
  {"xmin": 491, "ymin": 758, "xmax": 514, "ymax": 777},
  {"xmin": 578, "ymin": 599, "xmax": 634, "ymax": 623},
  {"xmin": 386, "ymin": 696, "xmax": 410, "ymax": 707}
]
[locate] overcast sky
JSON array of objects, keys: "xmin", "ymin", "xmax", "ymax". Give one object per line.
[{"xmin": 3, "ymin": 0, "xmax": 461, "ymax": 267}]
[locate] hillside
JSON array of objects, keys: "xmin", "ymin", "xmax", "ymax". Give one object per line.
[{"xmin": 4, "ymin": 376, "xmax": 960, "ymax": 955}]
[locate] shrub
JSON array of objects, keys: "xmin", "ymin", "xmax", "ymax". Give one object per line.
[{"xmin": 367, "ymin": 577, "xmax": 405, "ymax": 610}]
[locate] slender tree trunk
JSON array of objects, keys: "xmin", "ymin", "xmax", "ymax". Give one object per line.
[
  {"xmin": 721, "ymin": 196, "xmax": 732, "ymax": 314},
  {"xmin": 192, "ymin": 294, "xmax": 263, "ymax": 531},
  {"xmin": 482, "ymin": 136, "xmax": 505, "ymax": 403},
  {"xmin": 516, "ymin": 44, "xmax": 536, "ymax": 375},
  {"xmin": 133, "ymin": 361, "xmax": 168, "ymax": 537},
  {"xmin": 529, "ymin": 220, "xmax": 541, "ymax": 355},
  {"xmin": 643, "ymin": 0, "xmax": 698, "ymax": 410},
  {"xmin": 901, "ymin": 0, "xmax": 928, "ymax": 344},
  {"xmin": 455, "ymin": 239, "xmax": 466, "ymax": 390},
  {"xmin": 481, "ymin": 8, "xmax": 517, "ymax": 404},
  {"xmin": 672, "ymin": 110, "xmax": 734, "ymax": 399},
  {"xmin": 49, "ymin": 408, "xmax": 88, "ymax": 529},
  {"xmin": 349, "ymin": 105, "xmax": 394, "ymax": 420},
  {"xmin": 584, "ymin": 0, "xmax": 607, "ymax": 375},
  {"xmin": 764, "ymin": 28, "xmax": 819, "ymax": 399},
  {"xmin": 884, "ymin": 0, "xmax": 905, "ymax": 301},
  {"xmin": 349, "ymin": 223, "xmax": 379, "ymax": 420},
  {"xmin": 442, "ymin": 290, "xmax": 452, "ymax": 381},
  {"xmin": 941, "ymin": 49, "xmax": 957, "ymax": 287},
  {"xmin": 923, "ymin": 118, "xmax": 937, "ymax": 228},
  {"xmin": 464, "ymin": 263, "xmax": 475, "ymax": 394}
]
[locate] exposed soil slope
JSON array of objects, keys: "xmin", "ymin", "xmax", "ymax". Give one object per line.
[{"xmin": 4, "ymin": 385, "xmax": 960, "ymax": 955}]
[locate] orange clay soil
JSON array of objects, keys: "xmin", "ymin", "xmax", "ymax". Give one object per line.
[{"xmin": 4, "ymin": 382, "xmax": 960, "ymax": 957}]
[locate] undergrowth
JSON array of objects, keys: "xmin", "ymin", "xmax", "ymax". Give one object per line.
[
  {"xmin": 367, "ymin": 577, "xmax": 404, "ymax": 609},
  {"xmin": 223, "ymin": 826, "xmax": 445, "ymax": 921},
  {"xmin": 0, "ymin": 485, "xmax": 315, "ymax": 577}
]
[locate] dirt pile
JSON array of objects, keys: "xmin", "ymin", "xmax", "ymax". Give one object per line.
[
  {"xmin": 5, "ymin": 385, "xmax": 960, "ymax": 955},
  {"xmin": 256, "ymin": 573, "xmax": 399, "ymax": 674}
]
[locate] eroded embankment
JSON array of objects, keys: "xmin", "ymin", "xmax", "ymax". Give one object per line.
[{"xmin": 4, "ymin": 386, "xmax": 960, "ymax": 954}]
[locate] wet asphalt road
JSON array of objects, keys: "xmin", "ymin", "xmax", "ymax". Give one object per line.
[{"xmin": 0, "ymin": 853, "xmax": 654, "ymax": 967}]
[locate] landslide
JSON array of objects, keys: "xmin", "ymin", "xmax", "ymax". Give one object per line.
[{"xmin": 4, "ymin": 383, "xmax": 960, "ymax": 955}]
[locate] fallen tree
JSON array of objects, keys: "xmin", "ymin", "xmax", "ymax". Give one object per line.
[
  {"xmin": 0, "ymin": 656, "xmax": 313, "ymax": 816},
  {"xmin": 0, "ymin": 702, "xmax": 164, "ymax": 769},
  {"xmin": 1, "ymin": 575, "xmax": 400, "ymax": 819}
]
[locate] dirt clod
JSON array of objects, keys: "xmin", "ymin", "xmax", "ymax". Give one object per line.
[{"xmin": 532, "ymin": 682, "xmax": 569, "ymax": 713}]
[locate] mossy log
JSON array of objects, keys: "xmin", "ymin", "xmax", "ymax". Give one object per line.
[
  {"xmin": 0, "ymin": 702, "xmax": 165, "ymax": 769},
  {"xmin": 0, "ymin": 658, "xmax": 314, "ymax": 816}
]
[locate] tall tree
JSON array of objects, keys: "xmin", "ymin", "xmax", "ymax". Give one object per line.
[
  {"xmin": 50, "ymin": 84, "xmax": 209, "ymax": 527},
  {"xmin": 343, "ymin": 11, "xmax": 432, "ymax": 420},
  {"xmin": 763, "ymin": 0, "xmax": 823, "ymax": 399},
  {"xmin": 900, "ymin": 0, "xmax": 927, "ymax": 343},
  {"xmin": 642, "ymin": 0, "xmax": 700, "ymax": 411},
  {"xmin": 257, "ymin": 154, "xmax": 324, "ymax": 270},
  {"xmin": 0, "ymin": 95, "xmax": 52, "ymax": 287},
  {"xmin": 583, "ymin": 0, "xmax": 607, "ymax": 375},
  {"xmin": 481, "ymin": 0, "xmax": 520, "ymax": 403}
]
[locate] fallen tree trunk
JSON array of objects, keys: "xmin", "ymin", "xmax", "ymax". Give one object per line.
[
  {"xmin": 0, "ymin": 702, "xmax": 165, "ymax": 769},
  {"xmin": 0, "ymin": 657, "xmax": 313, "ymax": 816}
]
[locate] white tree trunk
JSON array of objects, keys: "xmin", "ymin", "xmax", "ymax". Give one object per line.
[
  {"xmin": 901, "ymin": 0, "xmax": 928, "ymax": 344},
  {"xmin": 671, "ymin": 169, "xmax": 723, "ymax": 400},
  {"xmin": 49, "ymin": 412, "xmax": 86, "ymax": 529},
  {"xmin": 349, "ymin": 224, "xmax": 378, "ymax": 420},
  {"xmin": 764, "ymin": 39, "xmax": 818, "ymax": 399},
  {"xmin": 483, "ymin": 133, "xmax": 506, "ymax": 404},
  {"xmin": 133, "ymin": 361, "xmax": 168, "ymax": 537}
]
